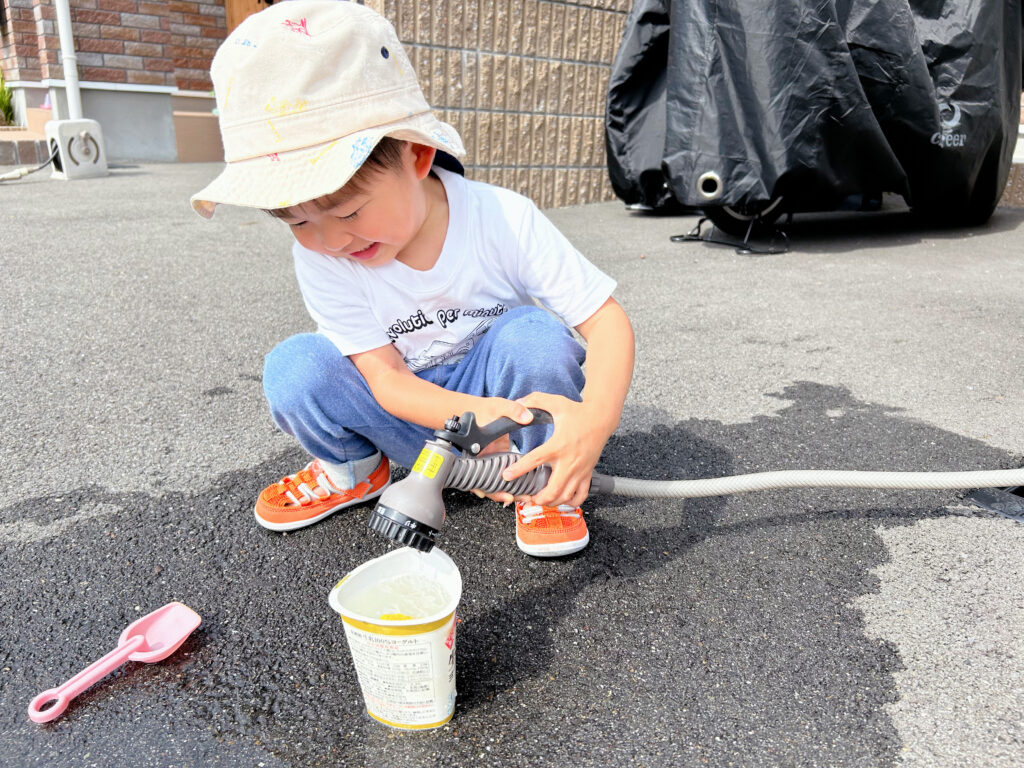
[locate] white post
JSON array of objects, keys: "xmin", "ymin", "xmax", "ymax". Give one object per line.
[{"xmin": 53, "ymin": 0, "xmax": 83, "ymax": 120}]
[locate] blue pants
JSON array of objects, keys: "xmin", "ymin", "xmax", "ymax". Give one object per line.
[{"xmin": 263, "ymin": 306, "xmax": 587, "ymax": 471}]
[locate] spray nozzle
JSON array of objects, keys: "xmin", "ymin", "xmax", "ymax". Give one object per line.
[
  {"xmin": 367, "ymin": 501, "xmax": 441, "ymax": 551},
  {"xmin": 367, "ymin": 409, "xmax": 555, "ymax": 550}
]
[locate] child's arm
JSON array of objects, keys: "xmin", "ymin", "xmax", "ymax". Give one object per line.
[
  {"xmin": 502, "ymin": 296, "xmax": 635, "ymax": 507},
  {"xmin": 350, "ymin": 344, "xmax": 536, "ymax": 436}
]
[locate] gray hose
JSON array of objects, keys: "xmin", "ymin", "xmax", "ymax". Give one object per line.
[
  {"xmin": 446, "ymin": 454, "xmax": 551, "ymax": 496},
  {"xmin": 444, "ymin": 452, "xmax": 1024, "ymax": 500},
  {"xmin": 589, "ymin": 468, "xmax": 1024, "ymax": 498}
]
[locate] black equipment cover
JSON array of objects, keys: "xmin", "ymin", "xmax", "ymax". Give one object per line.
[{"xmin": 606, "ymin": 0, "xmax": 1022, "ymax": 221}]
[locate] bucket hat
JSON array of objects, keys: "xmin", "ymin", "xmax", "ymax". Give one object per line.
[{"xmin": 191, "ymin": 0, "xmax": 465, "ymax": 218}]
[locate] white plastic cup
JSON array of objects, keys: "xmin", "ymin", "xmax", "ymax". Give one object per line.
[{"xmin": 328, "ymin": 547, "xmax": 462, "ymax": 729}]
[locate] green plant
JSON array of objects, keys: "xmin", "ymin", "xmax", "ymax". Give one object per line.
[{"xmin": 0, "ymin": 70, "xmax": 14, "ymax": 127}]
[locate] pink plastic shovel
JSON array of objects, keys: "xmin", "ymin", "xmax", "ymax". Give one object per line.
[{"xmin": 27, "ymin": 601, "xmax": 202, "ymax": 724}]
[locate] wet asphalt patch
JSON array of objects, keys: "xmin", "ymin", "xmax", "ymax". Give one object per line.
[{"xmin": 3, "ymin": 381, "xmax": 1018, "ymax": 767}]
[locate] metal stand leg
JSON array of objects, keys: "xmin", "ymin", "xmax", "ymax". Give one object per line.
[{"xmin": 671, "ymin": 217, "xmax": 790, "ymax": 255}]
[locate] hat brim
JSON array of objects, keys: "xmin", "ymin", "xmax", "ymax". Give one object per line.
[{"xmin": 190, "ymin": 113, "xmax": 465, "ymax": 219}]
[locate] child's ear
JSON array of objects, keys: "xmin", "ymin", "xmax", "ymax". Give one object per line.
[{"xmin": 409, "ymin": 142, "xmax": 437, "ymax": 180}]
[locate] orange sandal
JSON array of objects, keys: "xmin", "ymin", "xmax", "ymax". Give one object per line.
[{"xmin": 254, "ymin": 455, "xmax": 391, "ymax": 531}]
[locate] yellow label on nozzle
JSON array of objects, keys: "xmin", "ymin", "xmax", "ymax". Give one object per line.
[{"xmin": 412, "ymin": 448, "xmax": 444, "ymax": 479}]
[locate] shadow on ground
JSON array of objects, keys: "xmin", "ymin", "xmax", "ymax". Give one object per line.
[{"xmin": 670, "ymin": 203, "xmax": 1024, "ymax": 256}]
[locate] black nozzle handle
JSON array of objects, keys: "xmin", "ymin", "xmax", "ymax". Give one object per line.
[
  {"xmin": 438, "ymin": 408, "xmax": 553, "ymax": 454},
  {"xmin": 477, "ymin": 408, "xmax": 553, "ymax": 445}
]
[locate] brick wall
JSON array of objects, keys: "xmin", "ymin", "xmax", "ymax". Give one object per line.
[
  {"xmin": 1, "ymin": 0, "xmax": 43, "ymax": 83},
  {"xmin": 367, "ymin": 0, "xmax": 629, "ymax": 208},
  {"xmin": 0, "ymin": 0, "xmax": 225, "ymax": 92},
  {"xmin": 169, "ymin": 0, "xmax": 227, "ymax": 92},
  {"xmin": 66, "ymin": 1, "xmax": 175, "ymax": 87}
]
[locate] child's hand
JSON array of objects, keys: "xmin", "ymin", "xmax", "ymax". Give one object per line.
[
  {"xmin": 499, "ymin": 392, "xmax": 614, "ymax": 508},
  {"xmin": 467, "ymin": 398, "xmax": 534, "ymax": 504}
]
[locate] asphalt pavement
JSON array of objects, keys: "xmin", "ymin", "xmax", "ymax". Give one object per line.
[{"xmin": 2, "ymin": 163, "xmax": 1023, "ymax": 767}]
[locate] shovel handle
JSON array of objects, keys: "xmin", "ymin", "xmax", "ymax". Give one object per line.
[{"xmin": 27, "ymin": 634, "xmax": 145, "ymax": 723}]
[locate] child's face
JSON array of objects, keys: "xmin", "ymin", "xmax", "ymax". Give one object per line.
[{"xmin": 275, "ymin": 143, "xmax": 435, "ymax": 267}]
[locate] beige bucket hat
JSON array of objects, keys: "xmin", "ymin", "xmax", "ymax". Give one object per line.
[{"xmin": 191, "ymin": 0, "xmax": 465, "ymax": 218}]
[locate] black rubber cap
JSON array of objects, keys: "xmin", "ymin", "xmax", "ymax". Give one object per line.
[{"xmin": 367, "ymin": 504, "xmax": 437, "ymax": 552}]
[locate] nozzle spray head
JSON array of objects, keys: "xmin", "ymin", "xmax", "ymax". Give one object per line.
[
  {"xmin": 367, "ymin": 500, "xmax": 439, "ymax": 551},
  {"xmin": 367, "ymin": 410, "xmax": 555, "ymax": 549},
  {"xmin": 367, "ymin": 434, "xmax": 459, "ymax": 551}
]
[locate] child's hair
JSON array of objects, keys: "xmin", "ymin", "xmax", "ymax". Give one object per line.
[{"xmin": 266, "ymin": 136, "xmax": 408, "ymax": 217}]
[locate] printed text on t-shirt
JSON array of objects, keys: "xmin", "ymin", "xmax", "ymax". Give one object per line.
[
  {"xmin": 387, "ymin": 309, "xmax": 435, "ymax": 341},
  {"xmin": 386, "ymin": 304, "xmax": 508, "ymax": 340}
]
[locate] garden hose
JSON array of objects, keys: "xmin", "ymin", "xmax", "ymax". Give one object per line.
[{"xmin": 369, "ymin": 409, "xmax": 1023, "ymax": 551}]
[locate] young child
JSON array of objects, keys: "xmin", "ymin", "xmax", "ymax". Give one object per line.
[{"xmin": 191, "ymin": 0, "xmax": 635, "ymax": 557}]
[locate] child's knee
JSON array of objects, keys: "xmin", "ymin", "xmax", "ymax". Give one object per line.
[
  {"xmin": 492, "ymin": 306, "xmax": 570, "ymax": 346},
  {"xmin": 486, "ymin": 308, "xmax": 585, "ymax": 390},
  {"xmin": 494, "ymin": 307, "xmax": 584, "ymax": 363},
  {"xmin": 263, "ymin": 333, "xmax": 346, "ymax": 410}
]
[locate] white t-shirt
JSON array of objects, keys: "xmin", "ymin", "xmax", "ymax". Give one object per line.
[{"xmin": 293, "ymin": 168, "xmax": 617, "ymax": 372}]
